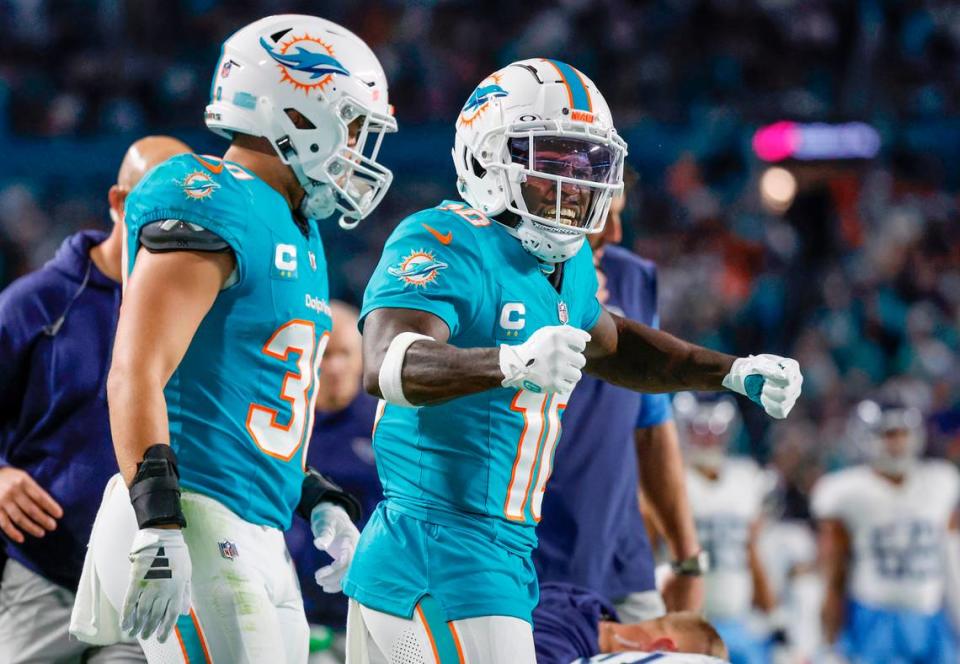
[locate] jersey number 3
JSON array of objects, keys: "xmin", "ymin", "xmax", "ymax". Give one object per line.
[
  {"xmin": 504, "ymin": 389, "xmax": 566, "ymax": 522},
  {"xmin": 246, "ymin": 320, "xmax": 329, "ymax": 462}
]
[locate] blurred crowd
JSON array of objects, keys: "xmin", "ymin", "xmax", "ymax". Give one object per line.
[{"xmin": 2, "ymin": 0, "xmax": 960, "ymax": 521}]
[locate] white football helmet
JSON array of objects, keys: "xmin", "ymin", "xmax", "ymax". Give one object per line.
[
  {"xmin": 205, "ymin": 14, "xmax": 397, "ymax": 228},
  {"xmin": 854, "ymin": 400, "xmax": 925, "ymax": 476},
  {"xmin": 453, "ymin": 59, "xmax": 627, "ymax": 263},
  {"xmin": 674, "ymin": 392, "xmax": 741, "ymax": 471}
]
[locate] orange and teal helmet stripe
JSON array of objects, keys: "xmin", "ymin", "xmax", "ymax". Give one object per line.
[{"xmin": 543, "ymin": 59, "xmax": 593, "ymax": 112}]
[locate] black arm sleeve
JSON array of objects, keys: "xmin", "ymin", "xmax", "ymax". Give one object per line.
[
  {"xmin": 140, "ymin": 220, "xmax": 231, "ymax": 253},
  {"xmin": 296, "ymin": 468, "xmax": 363, "ymax": 523}
]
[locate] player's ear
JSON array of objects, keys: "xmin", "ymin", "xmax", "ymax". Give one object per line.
[
  {"xmin": 647, "ymin": 636, "xmax": 678, "ymax": 652},
  {"xmin": 108, "ymin": 184, "xmax": 127, "ymax": 225}
]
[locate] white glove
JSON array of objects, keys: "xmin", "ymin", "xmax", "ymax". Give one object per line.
[
  {"xmin": 499, "ymin": 325, "xmax": 590, "ymax": 394},
  {"xmin": 722, "ymin": 353, "xmax": 803, "ymax": 419},
  {"xmin": 311, "ymin": 503, "xmax": 360, "ymax": 593},
  {"xmin": 120, "ymin": 528, "xmax": 192, "ymax": 643}
]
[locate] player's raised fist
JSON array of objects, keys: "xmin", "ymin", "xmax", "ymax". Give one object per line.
[
  {"xmin": 499, "ymin": 325, "xmax": 591, "ymax": 395},
  {"xmin": 722, "ymin": 353, "xmax": 803, "ymax": 419}
]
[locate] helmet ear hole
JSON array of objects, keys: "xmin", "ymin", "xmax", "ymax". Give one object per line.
[
  {"xmin": 470, "ymin": 154, "xmax": 487, "ymax": 179},
  {"xmin": 284, "ymin": 108, "xmax": 316, "ymax": 129}
]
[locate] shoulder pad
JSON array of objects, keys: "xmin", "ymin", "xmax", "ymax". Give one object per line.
[{"xmin": 140, "ymin": 220, "xmax": 231, "ymax": 253}]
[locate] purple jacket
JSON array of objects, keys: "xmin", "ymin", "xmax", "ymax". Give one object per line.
[{"xmin": 0, "ymin": 229, "xmax": 121, "ymax": 590}]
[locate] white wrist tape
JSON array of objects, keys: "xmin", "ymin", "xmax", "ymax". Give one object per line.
[{"xmin": 378, "ymin": 332, "xmax": 434, "ymax": 408}]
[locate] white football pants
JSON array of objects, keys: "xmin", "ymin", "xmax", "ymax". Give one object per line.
[
  {"xmin": 345, "ymin": 598, "xmax": 536, "ymax": 664},
  {"xmin": 73, "ymin": 474, "xmax": 309, "ymax": 663}
]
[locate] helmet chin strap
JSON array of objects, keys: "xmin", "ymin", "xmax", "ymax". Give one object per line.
[
  {"xmin": 512, "ymin": 218, "xmax": 585, "ymax": 263},
  {"xmin": 300, "ymin": 181, "xmax": 337, "ymax": 221}
]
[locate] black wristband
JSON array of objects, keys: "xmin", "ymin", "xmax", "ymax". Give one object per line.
[
  {"xmin": 129, "ymin": 444, "xmax": 187, "ymax": 529},
  {"xmin": 296, "ymin": 467, "xmax": 362, "ymax": 523}
]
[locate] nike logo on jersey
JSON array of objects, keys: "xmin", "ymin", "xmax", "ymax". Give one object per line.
[
  {"xmin": 191, "ymin": 153, "xmax": 225, "ymax": 174},
  {"xmin": 422, "ymin": 223, "xmax": 453, "ymax": 245}
]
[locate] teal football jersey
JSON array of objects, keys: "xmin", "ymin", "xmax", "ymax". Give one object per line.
[
  {"xmin": 359, "ymin": 200, "xmax": 602, "ymax": 552},
  {"xmin": 123, "ymin": 154, "xmax": 332, "ymax": 529}
]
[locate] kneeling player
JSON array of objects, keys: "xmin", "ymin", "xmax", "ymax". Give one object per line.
[
  {"xmin": 812, "ymin": 399, "xmax": 960, "ymax": 664},
  {"xmin": 534, "ymin": 582, "xmax": 728, "ymax": 663},
  {"xmin": 343, "ymin": 59, "xmax": 802, "ymax": 663}
]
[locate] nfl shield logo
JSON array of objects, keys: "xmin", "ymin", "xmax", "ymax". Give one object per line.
[
  {"xmin": 309, "ymin": 251, "xmax": 317, "ymax": 271},
  {"xmin": 218, "ymin": 540, "xmax": 239, "ymax": 560},
  {"xmin": 558, "ymin": 301, "xmax": 569, "ymax": 324}
]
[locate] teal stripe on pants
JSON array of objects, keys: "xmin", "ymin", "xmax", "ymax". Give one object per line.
[
  {"xmin": 175, "ymin": 613, "xmax": 206, "ymax": 662},
  {"xmin": 419, "ymin": 595, "xmax": 462, "ymax": 663}
]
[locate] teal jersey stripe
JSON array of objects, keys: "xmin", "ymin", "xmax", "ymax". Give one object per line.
[
  {"xmin": 545, "ymin": 59, "xmax": 592, "ymax": 111},
  {"xmin": 175, "ymin": 613, "xmax": 208, "ymax": 663},
  {"xmin": 418, "ymin": 596, "xmax": 463, "ymax": 663}
]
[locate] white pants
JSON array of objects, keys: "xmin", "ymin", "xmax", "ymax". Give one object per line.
[
  {"xmin": 0, "ymin": 558, "xmax": 145, "ymax": 664},
  {"xmin": 73, "ymin": 474, "xmax": 309, "ymax": 663},
  {"xmin": 346, "ymin": 599, "xmax": 535, "ymax": 664}
]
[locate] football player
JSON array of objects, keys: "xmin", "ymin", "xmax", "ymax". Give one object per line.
[
  {"xmin": 812, "ymin": 399, "xmax": 960, "ymax": 663},
  {"xmin": 69, "ymin": 14, "xmax": 395, "ymax": 663},
  {"xmin": 533, "ymin": 582, "xmax": 728, "ymax": 664},
  {"xmin": 0, "ymin": 136, "xmax": 189, "ymax": 663},
  {"xmin": 343, "ymin": 60, "xmax": 802, "ymax": 663},
  {"xmin": 671, "ymin": 392, "xmax": 777, "ymax": 664}
]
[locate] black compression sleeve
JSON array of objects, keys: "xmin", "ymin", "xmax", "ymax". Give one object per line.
[
  {"xmin": 129, "ymin": 444, "xmax": 187, "ymax": 528},
  {"xmin": 296, "ymin": 468, "xmax": 362, "ymax": 523}
]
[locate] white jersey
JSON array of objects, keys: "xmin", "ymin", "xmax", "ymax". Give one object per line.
[
  {"xmin": 575, "ymin": 652, "xmax": 728, "ymax": 663},
  {"xmin": 811, "ymin": 460, "xmax": 960, "ymax": 613},
  {"xmin": 686, "ymin": 458, "xmax": 767, "ymax": 620}
]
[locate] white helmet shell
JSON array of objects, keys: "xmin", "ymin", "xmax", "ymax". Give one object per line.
[
  {"xmin": 673, "ymin": 392, "xmax": 741, "ymax": 472},
  {"xmin": 452, "ymin": 59, "xmax": 627, "ymax": 263},
  {"xmin": 205, "ymin": 14, "xmax": 397, "ymax": 227}
]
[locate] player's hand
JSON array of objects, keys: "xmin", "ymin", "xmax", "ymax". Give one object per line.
[
  {"xmin": 499, "ymin": 325, "xmax": 591, "ymax": 394},
  {"xmin": 311, "ymin": 503, "xmax": 360, "ymax": 593},
  {"xmin": 722, "ymin": 354, "xmax": 802, "ymax": 419},
  {"xmin": 661, "ymin": 572, "xmax": 704, "ymax": 612},
  {"xmin": 121, "ymin": 527, "xmax": 192, "ymax": 643},
  {"xmin": 0, "ymin": 466, "xmax": 63, "ymax": 542}
]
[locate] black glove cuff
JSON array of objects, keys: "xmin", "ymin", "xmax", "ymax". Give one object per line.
[
  {"xmin": 296, "ymin": 467, "xmax": 362, "ymax": 523},
  {"xmin": 129, "ymin": 444, "xmax": 187, "ymax": 529}
]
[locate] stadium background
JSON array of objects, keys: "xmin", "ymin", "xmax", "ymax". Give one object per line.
[{"xmin": 0, "ymin": 0, "xmax": 959, "ymax": 649}]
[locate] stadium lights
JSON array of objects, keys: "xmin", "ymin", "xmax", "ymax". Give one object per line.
[
  {"xmin": 760, "ymin": 166, "xmax": 797, "ymax": 214},
  {"xmin": 752, "ymin": 121, "xmax": 880, "ymax": 162}
]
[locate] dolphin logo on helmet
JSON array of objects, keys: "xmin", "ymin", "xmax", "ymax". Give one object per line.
[
  {"xmin": 462, "ymin": 84, "xmax": 508, "ymax": 112},
  {"xmin": 258, "ymin": 36, "xmax": 350, "ymax": 79}
]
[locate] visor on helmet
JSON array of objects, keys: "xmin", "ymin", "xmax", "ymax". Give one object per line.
[{"xmin": 503, "ymin": 133, "xmax": 622, "ymax": 233}]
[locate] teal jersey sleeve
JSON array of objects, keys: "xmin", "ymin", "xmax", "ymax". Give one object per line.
[
  {"xmin": 360, "ymin": 208, "xmax": 485, "ymax": 338},
  {"xmin": 123, "ymin": 154, "xmax": 257, "ymax": 287}
]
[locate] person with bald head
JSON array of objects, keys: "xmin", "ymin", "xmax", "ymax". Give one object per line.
[
  {"xmin": 0, "ymin": 136, "xmax": 189, "ymax": 662},
  {"xmin": 285, "ymin": 300, "xmax": 383, "ymax": 635}
]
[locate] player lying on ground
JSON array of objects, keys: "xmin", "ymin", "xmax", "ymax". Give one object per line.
[
  {"xmin": 812, "ymin": 397, "xmax": 960, "ymax": 664},
  {"xmin": 533, "ymin": 582, "xmax": 729, "ymax": 664},
  {"xmin": 342, "ymin": 58, "xmax": 803, "ymax": 663},
  {"xmin": 70, "ymin": 14, "xmax": 395, "ymax": 664}
]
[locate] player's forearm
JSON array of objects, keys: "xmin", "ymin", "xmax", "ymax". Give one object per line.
[
  {"xmin": 587, "ymin": 313, "xmax": 734, "ymax": 392},
  {"xmin": 636, "ymin": 421, "xmax": 700, "ymax": 559},
  {"xmin": 748, "ymin": 528, "xmax": 776, "ymax": 613},
  {"xmin": 107, "ymin": 365, "xmax": 171, "ymax": 485},
  {"xmin": 366, "ymin": 340, "xmax": 504, "ymax": 405}
]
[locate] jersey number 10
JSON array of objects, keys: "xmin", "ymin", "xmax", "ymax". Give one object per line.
[
  {"xmin": 246, "ymin": 320, "xmax": 329, "ymax": 462},
  {"xmin": 504, "ymin": 389, "xmax": 566, "ymax": 522}
]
